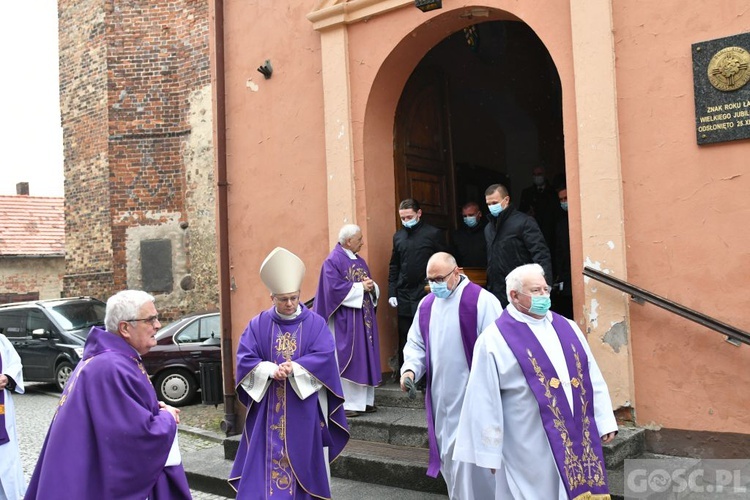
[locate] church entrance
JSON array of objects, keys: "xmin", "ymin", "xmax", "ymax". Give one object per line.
[
  {"xmin": 393, "ymin": 20, "xmax": 566, "ymax": 300},
  {"xmin": 395, "ymin": 20, "xmax": 564, "ymax": 230}
]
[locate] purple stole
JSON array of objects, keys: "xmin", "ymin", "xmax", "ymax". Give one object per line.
[
  {"xmin": 496, "ymin": 310, "xmax": 609, "ymax": 500},
  {"xmin": 418, "ymin": 281, "xmax": 482, "ymax": 477},
  {"xmin": 0, "ymin": 354, "xmax": 8, "ymax": 445}
]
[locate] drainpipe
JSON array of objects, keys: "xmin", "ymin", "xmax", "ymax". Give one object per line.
[{"xmin": 210, "ymin": 0, "xmax": 238, "ymax": 436}]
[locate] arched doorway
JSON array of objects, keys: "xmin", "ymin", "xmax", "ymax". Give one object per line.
[
  {"xmin": 395, "ymin": 20, "xmax": 564, "ymax": 231},
  {"xmin": 393, "ymin": 21, "xmax": 566, "ymax": 304}
]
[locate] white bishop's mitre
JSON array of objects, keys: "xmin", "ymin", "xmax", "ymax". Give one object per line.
[{"xmin": 259, "ymin": 247, "xmax": 306, "ymax": 295}]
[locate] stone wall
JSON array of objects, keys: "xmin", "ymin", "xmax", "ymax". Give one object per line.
[{"xmin": 59, "ymin": 0, "xmax": 217, "ymax": 318}]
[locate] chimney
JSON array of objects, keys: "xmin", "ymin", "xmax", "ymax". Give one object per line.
[{"xmin": 16, "ymin": 182, "xmax": 29, "ymax": 196}]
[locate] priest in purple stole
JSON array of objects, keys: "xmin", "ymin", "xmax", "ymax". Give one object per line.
[
  {"xmin": 400, "ymin": 252, "xmax": 502, "ymax": 499},
  {"xmin": 26, "ymin": 290, "xmax": 192, "ymax": 500},
  {"xmin": 229, "ymin": 247, "xmax": 349, "ymax": 499},
  {"xmin": 314, "ymin": 224, "xmax": 381, "ymax": 418},
  {"xmin": 454, "ymin": 263, "xmax": 618, "ymax": 500}
]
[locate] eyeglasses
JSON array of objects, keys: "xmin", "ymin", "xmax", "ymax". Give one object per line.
[
  {"xmin": 125, "ymin": 315, "xmax": 160, "ymax": 326},
  {"xmin": 273, "ymin": 295, "xmax": 300, "ymax": 303},
  {"xmin": 426, "ymin": 267, "xmax": 457, "ymax": 284}
]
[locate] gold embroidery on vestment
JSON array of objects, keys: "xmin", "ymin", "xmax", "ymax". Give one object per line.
[{"xmin": 528, "ymin": 341, "xmax": 607, "ymax": 492}]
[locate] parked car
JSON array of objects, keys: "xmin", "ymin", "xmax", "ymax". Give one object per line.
[
  {"xmin": 0, "ymin": 297, "xmax": 107, "ymax": 391},
  {"xmin": 141, "ymin": 311, "xmax": 221, "ymax": 407}
]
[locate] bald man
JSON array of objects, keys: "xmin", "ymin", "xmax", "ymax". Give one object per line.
[{"xmin": 400, "ymin": 252, "xmax": 502, "ymax": 499}]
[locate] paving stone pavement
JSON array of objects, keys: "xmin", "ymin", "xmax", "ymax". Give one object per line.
[{"xmin": 14, "ymin": 382, "xmax": 233, "ymax": 499}]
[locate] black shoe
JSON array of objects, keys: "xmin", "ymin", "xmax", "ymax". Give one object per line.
[{"xmin": 364, "ymin": 405, "xmax": 378, "ymax": 413}]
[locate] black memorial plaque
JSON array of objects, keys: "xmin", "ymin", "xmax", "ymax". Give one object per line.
[{"xmin": 692, "ymin": 33, "xmax": 750, "ymax": 145}]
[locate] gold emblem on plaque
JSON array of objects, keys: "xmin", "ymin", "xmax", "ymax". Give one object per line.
[
  {"xmin": 707, "ymin": 46, "xmax": 750, "ymax": 91},
  {"xmin": 549, "ymin": 377, "xmax": 560, "ymax": 389}
]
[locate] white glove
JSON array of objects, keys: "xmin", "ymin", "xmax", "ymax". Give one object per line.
[{"xmin": 388, "ymin": 297, "xmax": 398, "ymax": 308}]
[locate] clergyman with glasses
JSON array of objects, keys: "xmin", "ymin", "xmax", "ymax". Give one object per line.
[
  {"xmin": 229, "ymin": 247, "xmax": 349, "ymax": 499},
  {"xmin": 400, "ymin": 252, "xmax": 502, "ymax": 499},
  {"xmin": 454, "ymin": 263, "xmax": 618, "ymax": 499},
  {"xmin": 26, "ymin": 290, "xmax": 191, "ymax": 499}
]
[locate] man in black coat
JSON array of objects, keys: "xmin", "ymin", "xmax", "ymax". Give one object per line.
[
  {"xmin": 450, "ymin": 201, "xmax": 487, "ymax": 268},
  {"xmin": 552, "ymin": 185, "xmax": 573, "ymax": 318},
  {"xmin": 484, "ymin": 183, "xmax": 553, "ymax": 307},
  {"xmin": 388, "ymin": 198, "xmax": 446, "ymax": 369},
  {"xmin": 519, "ymin": 165, "xmax": 559, "ymax": 256}
]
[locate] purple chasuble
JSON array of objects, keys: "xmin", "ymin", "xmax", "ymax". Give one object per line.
[
  {"xmin": 313, "ymin": 244, "xmax": 381, "ymax": 386},
  {"xmin": 229, "ymin": 305, "xmax": 349, "ymax": 499},
  {"xmin": 25, "ymin": 327, "xmax": 192, "ymax": 500},
  {"xmin": 0, "ymin": 354, "xmax": 9, "ymax": 445},
  {"xmin": 496, "ymin": 310, "xmax": 610, "ymax": 500},
  {"xmin": 417, "ymin": 281, "xmax": 482, "ymax": 477}
]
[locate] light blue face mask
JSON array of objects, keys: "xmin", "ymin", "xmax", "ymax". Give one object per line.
[
  {"xmin": 402, "ymin": 218, "xmax": 418, "ymax": 229},
  {"xmin": 429, "ymin": 281, "xmax": 452, "ymax": 299},
  {"xmin": 463, "ymin": 216, "xmax": 478, "ymax": 228},
  {"xmin": 521, "ymin": 293, "xmax": 552, "ymax": 316},
  {"xmin": 488, "ymin": 204, "xmax": 504, "ymax": 217},
  {"xmin": 560, "ymin": 201, "xmax": 568, "ymax": 212}
]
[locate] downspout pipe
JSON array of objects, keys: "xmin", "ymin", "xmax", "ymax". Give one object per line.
[{"xmin": 209, "ymin": 0, "xmax": 238, "ymax": 436}]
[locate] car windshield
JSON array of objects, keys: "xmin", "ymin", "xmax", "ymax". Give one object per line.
[{"xmin": 47, "ymin": 302, "xmax": 106, "ymax": 332}]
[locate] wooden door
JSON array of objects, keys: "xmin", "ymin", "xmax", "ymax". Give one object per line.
[{"xmin": 394, "ymin": 67, "xmax": 456, "ymax": 232}]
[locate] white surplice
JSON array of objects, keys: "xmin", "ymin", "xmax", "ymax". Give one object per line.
[
  {"xmin": 0, "ymin": 335, "xmax": 25, "ymax": 500},
  {"xmin": 452, "ymin": 304, "xmax": 618, "ymax": 500},
  {"xmin": 401, "ymin": 276, "xmax": 503, "ymax": 500}
]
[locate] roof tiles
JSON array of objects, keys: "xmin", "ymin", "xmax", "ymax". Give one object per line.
[{"xmin": 0, "ymin": 195, "xmax": 65, "ymax": 257}]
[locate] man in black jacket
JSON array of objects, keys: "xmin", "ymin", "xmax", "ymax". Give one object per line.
[
  {"xmin": 484, "ymin": 183, "xmax": 553, "ymax": 306},
  {"xmin": 388, "ymin": 199, "xmax": 446, "ymax": 369},
  {"xmin": 450, "ymin": 201, "xmax": 487, "ymax": 268}
]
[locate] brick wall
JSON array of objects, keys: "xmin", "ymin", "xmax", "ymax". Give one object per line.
[
  {"xmin": 60, "ymin": 0, "xmax": 217, "ymax": 319},
  {"xmin": 59, "ymin": 0, "xmax": 113, "ymax": 300},
  {"xmin": 0, "ymin": 257, "xmax": 65, "ymax": 301}
]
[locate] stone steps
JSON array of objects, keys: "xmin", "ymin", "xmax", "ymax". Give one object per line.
[{"xmin": 185, "ymin": 379, "xmax": 652, "ymax": 497}]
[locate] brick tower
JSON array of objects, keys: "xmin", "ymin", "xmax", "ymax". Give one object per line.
[{"xmin": 59, "ymin": 0, "xmax": 217, "ymax": 318}]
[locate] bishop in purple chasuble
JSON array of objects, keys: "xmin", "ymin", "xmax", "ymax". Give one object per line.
[
  {"xmin": 229, "ymin": 306, "xmax": 349, "ymax": 499},
  {"xmin": 313, "ymin": 243, "xmax": 381, "ymax": 388},
  {"xmin": 25, "ymin": 327, "xmax": 192, "ymax": 500}
]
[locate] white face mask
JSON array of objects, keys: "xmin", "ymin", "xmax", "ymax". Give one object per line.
[{"xmin": 533, "ymin": 175, "xmax": 545, "ymax": 187}]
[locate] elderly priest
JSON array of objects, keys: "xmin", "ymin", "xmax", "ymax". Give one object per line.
[{"xmin": 453, "ymin": 263, "xmax": 618, "ymax": 500}]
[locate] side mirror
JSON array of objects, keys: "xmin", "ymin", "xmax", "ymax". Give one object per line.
[{"xmin": 31, "ymin": 328, "xmax": 51, "ymax": 339}]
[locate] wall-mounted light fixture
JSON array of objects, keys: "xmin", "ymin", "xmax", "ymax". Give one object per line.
[
  {"xmin": 415, "ymin": 0, "xmax": 442, "ymax": 13},
  {"xmin": 257, "ymin": 60, "xmax": 273, "ymax": 79}
]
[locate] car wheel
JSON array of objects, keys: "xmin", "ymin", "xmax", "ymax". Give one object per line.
[
  {"xmin": 55, "ymin": 361, "xmax": 74, "ymax": 392},
  {"xmin": 155, "ymin": 369, "xmax": 197, "ymax": 407}
]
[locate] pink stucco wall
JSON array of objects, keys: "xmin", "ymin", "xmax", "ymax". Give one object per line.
[
  {"xmin": 218, "ymin": 0, "xmax": 750, "ymax": 434},
  {"xmin": 612, "ymin": 0, "xmax": 750, "ymax": 432},
  {"xmin": 221, "ymin": 2, "xmax": 330, "ymax": 331}
]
